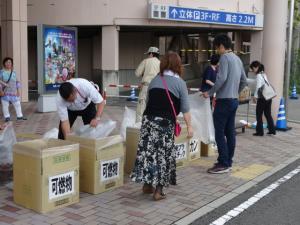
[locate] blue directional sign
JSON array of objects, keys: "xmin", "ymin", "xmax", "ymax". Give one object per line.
[
  {"xmin": 149, "ymin": 4, "xmax": 262, "ymax": 27},
  {"xmin": 168, "ymin": 6, "xmax": 256, "ymax": 26}
]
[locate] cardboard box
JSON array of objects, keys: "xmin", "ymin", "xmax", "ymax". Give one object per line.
[
  {"xmin": 125, "ymin": 125, "xmax": 189, "ymax": 174},
  {"xmin": 201, "ymin": 142, "xmax": 217, "ymax": 157},
  {"xmin": 188, "ymin": 139, "xmax": 201, "ymax": 161},
  {"xmin": 174, "ymin": 125, "xmax": 189, "ymax": 168},
  {"xmin": 125, "ymin": 127, "xmax": 140, "ymax": 174},
  {"xmin": 67, "ymin": 135, "xmax": 124, "ymax": 194},
  {"xmin": 13, "ymin": 139, "xmax": 79, "ymax": 213}
]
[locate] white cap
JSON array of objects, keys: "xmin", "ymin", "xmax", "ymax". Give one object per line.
[{"xmin": 144, "ymin": 46, "xmax": 160, "ymax": 55}]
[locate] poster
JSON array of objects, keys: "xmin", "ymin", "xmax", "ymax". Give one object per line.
[
  {"xmin": 175, "ymin": 143, "xmax": 187, "ymax": 160},
  {"xmin": 189, "ymin": 139, "xmax": 200, "ymax": 155},
  {"xmin": 100, "ymin": 159, "xmax": 120, "ymax": 182},
  {"xmin": 49, "ymin": 171, "xmax": 75, "ymax": 200},
  {"xmin": 43, "ymin": 26, "xmax": 77, "ymax": 91}
]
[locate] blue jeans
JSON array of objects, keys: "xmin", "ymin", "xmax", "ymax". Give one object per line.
[{"xmin": 213, "ymin": 99, "xmax": 239, "ymax": 167}]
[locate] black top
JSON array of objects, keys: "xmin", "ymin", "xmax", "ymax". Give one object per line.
[
  {"xmin": 143, "ymin": 70, "xmax": 190, "ymax": 123},
  {"xmin": 200, "ymin": 66, "xmax": 217, "ymax": 92},
  {"xmin": 144, "ymin": 88, "xmax": 181, "ymax": 123}
]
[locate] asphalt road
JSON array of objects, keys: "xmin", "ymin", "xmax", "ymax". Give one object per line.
[{"xmin": 191, "ymin": 159, "xmax": 300, "ymax": 225}]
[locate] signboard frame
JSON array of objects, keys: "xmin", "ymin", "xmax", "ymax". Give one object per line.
[
  {"xmin": 149, "ymin": 4, "xmax": 263, "ymax": 28},
  {"xmin": 37, "ymin": 24, "xmax": 78, "ymax": 95}
]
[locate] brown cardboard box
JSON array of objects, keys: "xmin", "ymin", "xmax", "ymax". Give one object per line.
[
  {"xmin": 67, "ymin": 135, "xmax": 124, "ymax": 194},
  {"xmin": 174, "ymin": 125, "xmax": 189, "ymax": 168},
  {"xmin": 125, "ymin": 127, "xmax": 140, "ymax": 174},
  {"xmin": 200, "ymin": 142, "xmax": 217, "ymax": 157},
  {"xmin": 188, "ymin": 139, "xmax": 201, "ymax": 161},
  {"xmin": 13, "ymin": 139, "xmax": 79, "ymax": 213},
  {"xmin": 125, "ymin": 125, "xmax": 189, "ymax": 174}
]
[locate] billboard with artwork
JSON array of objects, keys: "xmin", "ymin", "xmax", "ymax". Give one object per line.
[{"xmin": 38, "ymin": 25, "xmax": 77, "ymax": 93}]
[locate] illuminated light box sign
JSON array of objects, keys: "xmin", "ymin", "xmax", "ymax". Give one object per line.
[{"xmin": 38, "ymin": 25, "xmax": 78, "ymax": 94}]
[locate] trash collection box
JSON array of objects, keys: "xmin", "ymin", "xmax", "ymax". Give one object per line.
[
  {"xmin": 200, "ymin": 142, "xmax": 216, "ymax": 157},
  {"xmin": 67, "ymin": 135, "xmax": 124, "ymax": 194},
  {"xmin": 13, "ymin": 139, "xmax": 79, "ymax": 213},
  {"xmin": 0, "ymin": 123, "xmax": 16, "ymax": 183},
  {"xmin": 174, "ymin": 125, "xmax": 189, "ymax": 168},
  {"xmin": 188, "ymin": 139, "xmax": 201, "ymax": 161},
  {"xmin": 125, "ymin": 125, "xmax": 189, "ymax": 174},
  {"xmin": 125, "ymin": 127, "xmax": 140, "ymax": 174}
]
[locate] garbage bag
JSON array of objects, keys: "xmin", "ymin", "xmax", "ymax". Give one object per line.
[
  {"xmin": 43, "ymin": 128, "xmax": 59, "ymax": 139},
  {"xmin": 120, "ymin": 106, "xmax": 137, "ymax": 140},
  {"xmin": 188, "ymin": 93, "xmax": 215, "ymax": 144},
  {"xmin": 0, "ymin": 123, "xmax": 17, "ymax": 166},
  {"xmin": 75, "ymin": 120, "xmax": 116, "ymax": 139}
]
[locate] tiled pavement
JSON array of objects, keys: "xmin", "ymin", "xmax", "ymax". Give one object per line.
[{"xmin": 0, "ymin": 101, "xmax": 300, "ymax": 225}]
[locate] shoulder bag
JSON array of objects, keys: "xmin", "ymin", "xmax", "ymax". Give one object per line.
[
  {"xmin": 258, "ymin": 74, "xmax": 276, "ymax": 100},
  {"xmin": 160, "ymin": 75, "xmax": 181, "ymax": 137},
  {"xmin": 0, "ymin": 70, "xmax": 13, "ymax": 97}
]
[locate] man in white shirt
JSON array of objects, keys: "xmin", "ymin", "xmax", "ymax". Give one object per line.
[
  {"xmin": 135, "ymin": 47, "xmax": 160, "ymax": 122},
  {"xmin": 57, "ymin": 78, "xmax": 105, "ymax": 139}
]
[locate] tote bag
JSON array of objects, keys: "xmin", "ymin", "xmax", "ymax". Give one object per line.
[{"xmin": 259, "ymin": 74, "xmax": 277, "ymax": 100}]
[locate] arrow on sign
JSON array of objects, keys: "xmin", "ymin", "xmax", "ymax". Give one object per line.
[{"xmin": 171, "ymin": 8, "xmax": 178, "ymax": 18}]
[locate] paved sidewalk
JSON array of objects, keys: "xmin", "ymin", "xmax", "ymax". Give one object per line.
[{"xmin": 0, "ymin": 101, "xmax": 300, "ymax": 225}]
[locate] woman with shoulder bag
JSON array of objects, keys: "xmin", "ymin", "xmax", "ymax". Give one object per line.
[
  {"xmin": 0, "ymin": 57, "xmax": 27, "ymax": 122},
  {"xmin": 130, "ymin": 52, "xmax": 193, "ymax": 201},
  {"xmin": 250, "ymin": 61, "xmax": 276, "ymax": 136}
]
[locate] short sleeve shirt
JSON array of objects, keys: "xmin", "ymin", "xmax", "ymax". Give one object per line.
[{"xmin": 56, "ymin": 78, "xmax": 103, "ymax": 121}]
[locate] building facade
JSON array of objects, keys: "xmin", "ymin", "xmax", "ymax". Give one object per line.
[{"xmin": 0, "ymin": 0, "xmax": 288, "ymax": 115}]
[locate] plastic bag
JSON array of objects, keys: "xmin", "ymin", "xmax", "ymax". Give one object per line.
[
  {"xmin": 75, "ymin": 120, "xmax": 116, "ymax": 139},
  {"xmin": 120, "ymin": 106, "xmax": 137, "ymax": 140},
  {"xmin": 0, "ymin": 123, "xmax": 17, "ymax": 166},
  {"xmin": 188, "ymin": 93, "xmax": 215, "ymax": 144},
  {"xmin": 43, "ymin": 128, "xmax": 59, "ymax": 139}
]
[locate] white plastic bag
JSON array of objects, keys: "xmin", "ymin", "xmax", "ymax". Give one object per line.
[
  {"xmin": 43, "ymin": 128, "xmax": 59, "ymax": 139},
  {"xmin": 120, "ymin": 106, "xmax": 137, "ymax": 140},
  {"xmin": 188, "ymin": 93, "xmax": 215, "ymax": 144},
  {"xmin": 0, "ymin": 123, "xmax": 17, "ymax": 165},
  {"xmin": 75, "ymin": 120, "xmax": 116, "ymax": 139}
]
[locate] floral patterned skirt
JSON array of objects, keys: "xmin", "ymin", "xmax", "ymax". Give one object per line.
[{"xmin": 130, "ymin": 115, "xmax": 176, "ymax": 187}]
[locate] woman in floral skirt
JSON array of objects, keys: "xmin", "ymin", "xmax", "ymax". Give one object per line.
[{"xmin": 131, "ymin": 52, "xmax": 193, "ymax": 201}]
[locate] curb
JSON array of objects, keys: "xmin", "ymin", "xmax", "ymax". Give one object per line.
[{"xmin": 174, "ymin": 153, "xmax": 300, "ymax": 225}]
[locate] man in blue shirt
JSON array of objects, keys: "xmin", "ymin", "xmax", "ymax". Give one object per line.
[{"xmin": 203, "ymin": 34, "xmax": 247, "ymax": 174}]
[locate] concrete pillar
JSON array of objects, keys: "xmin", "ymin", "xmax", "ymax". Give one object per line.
[
  {"xmin": 250, "ymin": 31, "xmax": 263, "ymax": 63},
  {"xmin": 102, "ymin": 26, "xmax": 119, "ymax": 95},
  {"xmin": 198, "ymin": 34, "xmax": 208, "ymax": 62},
  {"xmin": 1, "ymin": 0, "xmax": 28, "ymax": 102},
  {"xmin": 234, "ymin": 32, "xmax": 242, "ymax": 53},
  {"xmin": 262, "ymin": 0, "xmax": 288, "ymax": 119},
  {"xmin": 92, "ymin": 34, "xmax": 102, "ymax": 85}
]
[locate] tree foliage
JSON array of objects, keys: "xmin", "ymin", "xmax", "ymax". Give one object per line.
[{"xmin": 291, "ymin": 0, "xmax": 300, "ymax": 27}]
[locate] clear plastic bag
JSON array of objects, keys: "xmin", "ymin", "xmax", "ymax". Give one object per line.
[
  {"xmin": 43, "ymin": 128, "xmax": 59, "ymax": 139},
  {"xmin": 188, "ymin": 93, "xmax": 215, "ymax": 144},
  {"xmin": 0, "ymin": 123, "xmax": 17, "ymax": 166},
  {"xmin": 120, "ymin": 106, "xmax": 138, "ymax": 140},
  {"xmin": 75, "ymin": 120, "xmax": 116, "ymax": 139}
]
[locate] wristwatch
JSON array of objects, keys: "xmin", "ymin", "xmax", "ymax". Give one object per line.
[{"xmin": 96, "ymin": 116, "xmax": 101, "ymax": 121}]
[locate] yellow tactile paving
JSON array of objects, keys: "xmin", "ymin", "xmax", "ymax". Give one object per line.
[
  {"xmin": 231, "ymin": 165, "xmax": 244, "ymax": 173},
  {"xmin": 231, "ymin": 164, "xmax": 272, "ymax": 180},
  {"xmin": 189, "ymin": 158, "xmax": 216, "ymax": 167}
]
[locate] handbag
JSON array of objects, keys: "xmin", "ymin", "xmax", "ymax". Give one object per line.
[
  {"xmin": 259, "ymin": 74, "xmax": 276, "ymax": 100},
  {"xmin": 160, "ymin": 76, "xmax": 182, "ymax": 137},
  {"xmin": 0, "ymin": 70, "xmax": 13, "ymax": 97}
]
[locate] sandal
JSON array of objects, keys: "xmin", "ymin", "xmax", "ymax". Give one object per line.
[
  {"xmin": 153, "ymin": 192, "xmax": 166, "ymax": 201},
  {"xmin": 142, "ymin": 184, "xmax": 154, "ymax": 194}
]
